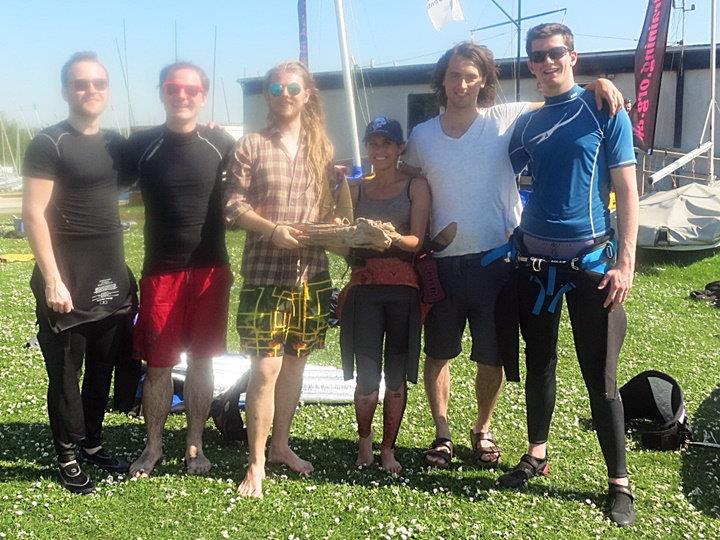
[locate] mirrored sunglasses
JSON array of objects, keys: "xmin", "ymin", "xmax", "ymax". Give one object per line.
[
  {"xmin": 72, "ymin": 78, "xmax": 108, "ymax": 92},
  {"xmin": 529, "ymin": 46, "xmax": 570, "ymax": 64},
  {"xmin": 268, "ymin": 82, "xmax": 302, "ymax": 97}
]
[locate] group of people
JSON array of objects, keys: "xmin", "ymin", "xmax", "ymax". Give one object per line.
[{"xmin": 22, "ymin": 22, "xmax": 639, "ymax": 527}]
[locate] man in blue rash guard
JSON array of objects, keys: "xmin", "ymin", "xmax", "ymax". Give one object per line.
[{"xmin": 500, "ymin": 23, "xmax": 639, "ymax": 527}]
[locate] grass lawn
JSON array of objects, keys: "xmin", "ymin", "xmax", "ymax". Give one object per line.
[{"xmin": 0, "ymin": 205, "xmax": 718, "ymax": 539}]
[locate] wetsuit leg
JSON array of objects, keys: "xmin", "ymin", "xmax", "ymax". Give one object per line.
[
  {"xmin": 518, "ymin": 268, "xmax": 562, "ymax": 444},
  {"xmin": 81, "ymin": 316, "xmax": 124, "ymax": 449},
  {"xmin": 382, "ymin": 287, "xmax": 415, "ymax": 392},
  {"xmin": 37, "ymin": 317, "xmax": 87, "ymax": 461},
  {"xmin": 566, "ymin": 274, "xmax": 628, "ymax": 478},
  {"xmin": 351, "ymin": 286, "xmax": 386, "ymax": 439},
  {"xmin": 352, "ymin": 286, "xmax": 386, "ymax": 396},
  {"xmin": 380, "ymin": 286, "xmax": 415, "ymax": 448}
]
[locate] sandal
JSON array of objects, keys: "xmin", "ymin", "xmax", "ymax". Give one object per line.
[
  {"xmin": 77, "ymin": 446, "xmax": 130, "ymax": 474},
  {"xmin": 607, "ymin": 483, "xmax": 636, "ymax": 527},
  {"xmin": 470, "ymin": 429, "xmax": 501, "ymax": 467},
  {"xmin": 425, "ymin": 437, "xmax": 454, "ymax": 468},
  {"xmin": 497, "ymin": 453, "xmax": 549, "ymax": 489}
]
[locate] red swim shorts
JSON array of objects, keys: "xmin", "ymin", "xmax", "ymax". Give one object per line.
[{"xmin": 134, "ymin": 265, "xmax": 233, "ymax": 368}]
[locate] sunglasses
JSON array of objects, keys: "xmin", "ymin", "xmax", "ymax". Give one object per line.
[
  {"xmin": 529, "ymin": 46, "xmax": 571, "ymax": 64},
  {"xmin": 268, "ymin": 82, "xmax": 302, "ymax": 97},
  {"xmin": 72, "ymin": 78, "xmax": 108, "ymax": 92},
  {"xmin": 162, "ymin": 82, "xmax": 205, "ymax": 98}
]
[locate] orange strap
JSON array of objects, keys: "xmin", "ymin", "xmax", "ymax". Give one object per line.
[{"xmin": 338, "ymin": 258, "xmax": 431, "ymax": 321}]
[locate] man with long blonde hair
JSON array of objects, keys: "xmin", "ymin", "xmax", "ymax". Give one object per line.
[{"xmin": 225, "ymin": 60, "xmax": 351, "ymax": 498}]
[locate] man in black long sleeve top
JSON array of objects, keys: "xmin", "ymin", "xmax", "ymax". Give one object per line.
[{"xmin": 121, "ymin": 62, "xmax": 235, "ymax": 477}]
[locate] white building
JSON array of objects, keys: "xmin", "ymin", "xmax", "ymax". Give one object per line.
[{"xmin": 240, "ymin": 44, "xmax": 718, "ymax": 173}]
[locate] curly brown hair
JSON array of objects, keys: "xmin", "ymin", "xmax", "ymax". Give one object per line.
[{"xmin": 431, "ymin": 42, "xmax": 498, "ymax": 108}]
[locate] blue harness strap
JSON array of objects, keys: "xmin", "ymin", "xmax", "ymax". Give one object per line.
[
  {"xmin": 526, "ymin": 239, "xmax": 616, "ymax": 316},
  {"xmin": 481, "ymin": 235, "xmax": 616, "ymax": 316},
  {"xmin": 480, "ymin": 241, "xmax": 516, "ymax": 267},
  {"xmin": 529, "ymin": 275, "xmax": 546, "ymax": 315},
  {"xmin": 529, "ymin": 276, "xmax": 576, "ymax": 315},
  {"xmin": 548, "ymin": 282, "xmax": 576, "ymax": 313},
  {"xmin": 546, "ymin": 266, "xmax": 556, "ymax": 296},
  {"xmin": 576, "ymin": 240, "xmax": 616, "ymax": 275}
]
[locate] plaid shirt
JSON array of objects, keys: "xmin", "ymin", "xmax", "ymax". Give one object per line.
[{"xmin": 225, "ymin": 128, "xmax": 350, "ymax": 287}]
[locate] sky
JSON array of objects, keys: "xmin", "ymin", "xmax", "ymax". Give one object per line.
[{"xmin": 0, "ymin": 0, "xmax": 714, "ymax": 129}]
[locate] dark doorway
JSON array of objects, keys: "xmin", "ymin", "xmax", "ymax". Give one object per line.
[{"xmin": 407, "ymin": 93, "xmax": 439, "ymax": 135}]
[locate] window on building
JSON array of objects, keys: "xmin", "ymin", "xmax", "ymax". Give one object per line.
[{"xmin": 407, "ymin": 93, "xmax": 439, "ymax": 135}]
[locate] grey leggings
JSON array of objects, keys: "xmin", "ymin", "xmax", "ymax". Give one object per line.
[{"xmin": 348, "ymin": 285, "xmax": 418, "ymax": 395}]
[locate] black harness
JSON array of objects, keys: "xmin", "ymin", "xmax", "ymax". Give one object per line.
[{"xmin": 482, "ymin": 229, "xmax": 617, "ymax": 315}]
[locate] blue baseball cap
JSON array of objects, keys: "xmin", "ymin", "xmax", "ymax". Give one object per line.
[{"xmin": 363, "ymin": 116, "xmax": 404, "ymax": 144}]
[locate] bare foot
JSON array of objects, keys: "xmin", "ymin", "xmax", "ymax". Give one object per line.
[
  {"xmin": 237, "ymin": 463, "xmax": 266, "ymax": 498},
  {"xmin": 356, "ymin": 432, "xmax": 374, "ymax": 467},
  {"xmin": 185, "ymin": 445, "xmax": 212, "ymax": 475},
  {"xmin": 268, "ymin": 445, "xmax": 314, "ymax": 475},
  {"xmin": 129, "ymin": 446, "xmax": 163, "ymax": 478},
  {"xmin": 380, "ymin": 446, "xmax": 402, "ymax": 474}
]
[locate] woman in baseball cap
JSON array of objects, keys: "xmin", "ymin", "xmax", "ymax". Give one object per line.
[{"xmin": 339, "ymin": 116, "xmax": 431, "ymax": 473}]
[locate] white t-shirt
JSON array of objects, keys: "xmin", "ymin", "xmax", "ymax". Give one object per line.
[{"xmin": 404, "ymin": 102, "xmax": 529, "ymax": 257}]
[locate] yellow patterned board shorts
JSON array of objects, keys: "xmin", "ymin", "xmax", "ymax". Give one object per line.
[{"xmin": 236, "ymin": 272, "xmax": 333, "ymax": 358}]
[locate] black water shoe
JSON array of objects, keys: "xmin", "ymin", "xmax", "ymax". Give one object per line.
[
  {"xmin": 58, "ymin": 459, "xmax": 95, "ymax": 495},
  {"xmin": 497, "ymin": 453, "xmax": 549, "ymax": 489},
  {"xmin": 607, "ymin": 483, "xmax": 636, "ymax": 527},
  {"xmin": 78, "ymin": 447, "xmax": 130, "ymax": 474}
]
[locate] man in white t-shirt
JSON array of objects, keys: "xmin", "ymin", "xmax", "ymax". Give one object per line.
[{"xmin": 404, "ymin": 41, "xmax": 622, "ymax": 468}]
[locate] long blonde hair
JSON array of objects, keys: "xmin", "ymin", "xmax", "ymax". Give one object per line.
[{"xmin": 264, "ymin": 61, "xmax": 334, "ymax": 191}]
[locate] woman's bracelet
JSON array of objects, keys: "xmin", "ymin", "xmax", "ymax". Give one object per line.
[{"xmin": 269, "ymin": 223, "xmax": 279, "ymax": 241}]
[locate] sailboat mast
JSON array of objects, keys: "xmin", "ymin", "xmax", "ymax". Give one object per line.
[
  {"xmin": 710, "ymin": 0, "xmax": 716, "ymax": 183},
  {"xmin": 334, "ymin": 0, "xmax": 363, "ymax": 179},
  {"xmin": 298, "ymin": 0, "xmax": 309, "ymax": 67}
]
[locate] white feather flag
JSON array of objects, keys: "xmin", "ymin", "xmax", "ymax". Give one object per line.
[{"xmin": 426, "ymin": 0, "xmax": 465, "ymax": 31}]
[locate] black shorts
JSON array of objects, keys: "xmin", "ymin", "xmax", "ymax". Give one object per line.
[{"xmin": 423, "ymin": 254, "xmax": 513, "ymax": 365}]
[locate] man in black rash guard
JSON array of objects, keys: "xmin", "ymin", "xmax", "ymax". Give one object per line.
[
  {"xmin": 23, "ymin": 52, "xmax": 136, "ymax": 494},
  {"xmin": 121, "ymin": 62, "xmax": 235, "ymax": 477}
]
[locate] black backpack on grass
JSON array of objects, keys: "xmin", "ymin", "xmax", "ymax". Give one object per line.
[
  {"xmin": 209, "ymin": 378, "xmax": 248, "ymax": 443},
  {"xmin": 620, "ymin": 370, "xmax": 692, "ymax": 450}
]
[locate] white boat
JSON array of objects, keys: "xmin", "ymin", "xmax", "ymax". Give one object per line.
[
  {"xmin": 171, "ymin": 353, "xmax": 382, "ymax": 405},
  {"xmin": 637, "ymin": 183, "xmax": 720, "ymax": 251},
  {"xmin": 0, "ymin": 167, "xmax": 22, "ymax": 191}
]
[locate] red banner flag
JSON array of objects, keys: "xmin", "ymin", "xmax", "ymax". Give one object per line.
[{"xmin": 632, "ymin": 0, "xmax": 672, "ymax": 153}]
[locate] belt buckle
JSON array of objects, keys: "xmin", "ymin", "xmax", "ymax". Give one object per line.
[
  {"xmin": 570, "ymin": 257, "xmax": 580, "ymax": 271},
  {"xmin": 531, "ymin": 257, "xmax": 543, "ymax": 272}
]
